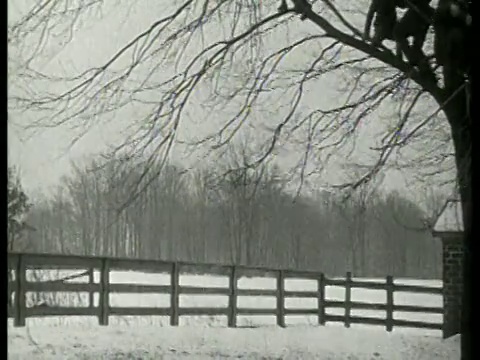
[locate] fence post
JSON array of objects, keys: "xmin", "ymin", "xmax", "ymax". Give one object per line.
[
  {"xmin": 98, "ymin": 258, "xmax": 110, "ymax": 326},
  {"xmin": 318, "ymin": 273, "xmax": 326, "ymax": 325},
  {"xmin": 170, "ymin": 262, "xmax": 180, "ymax": 326},
  {"xmin": 276, "ymin": 270, "xmax": 286, "ymax": 328},
  {"xmin": 228, "ymin": 265, "xmax": 238, "ymax": 328},
  {"xmin": 14, "ymin": 254, "xmax": 26, "ymax": 327},
  {"xmin": 88, "ymin": 267, "xmax": 94, "ymax": 309},
  {"xmin": 344, "ymin": 272, "xmax": 352, "ymax": 328},
  {"xmin": 386, "ymin": 275, "xmax": 394, "ymax": 332}
]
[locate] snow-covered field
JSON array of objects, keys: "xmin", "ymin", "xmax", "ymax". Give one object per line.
[{"xmin": 8, "ymin": 270, "xmax": 458, "ymax": 359}]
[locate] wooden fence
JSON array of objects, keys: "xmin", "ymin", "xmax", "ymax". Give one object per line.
[{"xmin": 7, "ymin": 252, "xmax": 443, "ymax": 331}]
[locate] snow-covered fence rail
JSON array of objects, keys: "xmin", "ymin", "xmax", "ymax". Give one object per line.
[{"xmin": 7, "ymin": 252, "xmax": 443, "ymax": 332}]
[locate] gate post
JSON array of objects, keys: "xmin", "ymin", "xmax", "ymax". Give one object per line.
[{"xmin": 432, "ymin": 199, "xmax": 463, "ymax": 338}]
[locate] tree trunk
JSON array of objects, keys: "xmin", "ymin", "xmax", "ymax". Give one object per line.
[{"xmin": 443, "ymin": 70, "xmax": 471, "ymax": 360}]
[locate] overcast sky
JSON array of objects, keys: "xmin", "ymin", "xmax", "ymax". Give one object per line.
[{"xmin": 8, "ymin": 0, "xmax": 453, "ymax": 202}]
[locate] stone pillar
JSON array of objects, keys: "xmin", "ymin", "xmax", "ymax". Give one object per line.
[{"xmin": 442, "ymin": 236, "xmax": 463, "ymax": 339}]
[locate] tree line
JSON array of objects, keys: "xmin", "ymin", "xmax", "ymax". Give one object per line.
[{"xmin": 9, "ymin": 149, "xmax": 444, "ymax": 279}]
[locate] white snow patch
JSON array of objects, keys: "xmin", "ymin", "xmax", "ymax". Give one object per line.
[
  {"xmin": 8, "ymin": 323, "xmax": 459, "ymax": 359},
  {"xmin": 433, "ymin": 199, "xmax": 463, "ymax": 233}
]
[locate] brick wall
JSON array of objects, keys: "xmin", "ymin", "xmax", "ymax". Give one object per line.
[{"xmin": 442, "ymin": 236, "xmax": 463, "ymax": 338}]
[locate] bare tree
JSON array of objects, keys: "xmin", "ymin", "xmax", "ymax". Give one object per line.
[
  {"xmin": 9, "ymin": 1, "xmax": 471, "ymax": 355},
  {"xmin": 26, "ymin": 149, "xmax": 440, "ymax": 280},
  {"xmin": 8, "ymin": 166, "xmax": 33, "ymax": 252}
]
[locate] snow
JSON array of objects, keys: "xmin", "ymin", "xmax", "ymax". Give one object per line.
[
  {"xmin": 8, "ymin": 270, "xmax": 459, "ymax": 359},
  {"xmin": 433, "ymin": 199, "xmax": 463, "ymax": 234},
  {"xmin": 8, "ymin": 324, "xmax": 460, "ymax": 359}
]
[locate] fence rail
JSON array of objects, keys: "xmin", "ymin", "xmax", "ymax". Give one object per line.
[{"xmin": 7, "ymin": 252, "xmax": 443, "ymax": 332}]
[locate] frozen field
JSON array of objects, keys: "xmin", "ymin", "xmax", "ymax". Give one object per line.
[{"xmin": 8, "ymin": 270, "xmax": 457, "ymax": 359}]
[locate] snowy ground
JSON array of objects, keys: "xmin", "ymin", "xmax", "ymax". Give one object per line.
[{"xmin": 8, "ymin": 270, "xmax": 459, "ymax": 359}]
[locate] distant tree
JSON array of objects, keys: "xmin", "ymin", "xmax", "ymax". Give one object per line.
[{"xmin": 7, "ymin": 166, "xmax": 32, "ymax": 251}]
